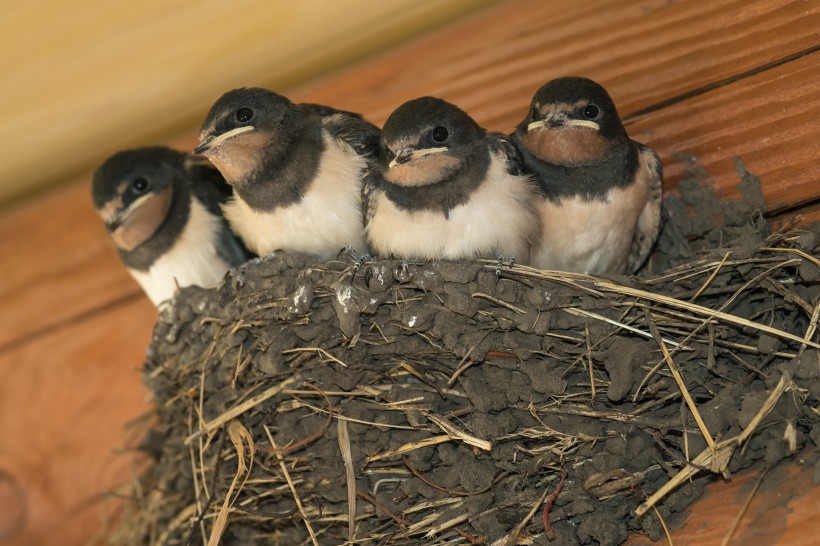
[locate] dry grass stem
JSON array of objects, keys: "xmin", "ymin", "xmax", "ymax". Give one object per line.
[
  {"xmin": 426, "ymin": 413, "xmax": 492, "ymax": 451},
  {"xmin": 719, "ymin": 467, "xmax": 769, "ymax": 546},
  {"xmin": 186, "ymin": 376, "xmax": 298, "ymax": 443},
  {"xmin": 205, "ymin": 420, "xmax": 254, "ymax": 546},
  {"xmin": 366, "ymin": 435, "xmax": 452, "ymax": 463},
  {"xmin": 264, "ymin": 426, "xmax": 319, "ymax": 546},
  {"xmin": 689, "ymin": 251, "xmax": 731, "ymax": 302},
  {"xmin": 282, "ymin": 347, "xmax": 349, "ymax": 367},
  {"xmin": 646, "ymin": 311, "xmax": 717, "ymax": 458},
  {"xmin": 652, "ymin": 504, "xmax": 674, "ymax": 546},
  {"xmin": 118, "ymin": 224, "xmax": 818, "ymax": 545},
  {"xmin": 337, "ymin": 420, "xmax": 356, "ymax": 544},
  {"xmin": 636, "ymin": 374, "xmax": 790, "ymax": 516}
]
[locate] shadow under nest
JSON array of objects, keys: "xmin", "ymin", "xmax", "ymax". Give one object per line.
[{"xmin": 113, "ymin": 181, "xmax": 820, "ymax": 546}]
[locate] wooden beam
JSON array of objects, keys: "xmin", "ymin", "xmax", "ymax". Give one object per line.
[
  {"xmin": 0, "ymin": 298, "xmax": 154, "ymax": 546},
  {"xmin": 0, "ymin": 2, "xmax": 817, "ymax": 545},
  {"xmin": 629, "ymin": 53, "xmax": 820, "ymax": 216},
  {"xmin": 0, "ymin": 0, "xmax": 499, "ymax": 206}
]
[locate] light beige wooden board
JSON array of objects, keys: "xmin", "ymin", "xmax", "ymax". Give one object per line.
[{"xmin": 0, "ymin": 0, "xmax": 498, "ymax": 206}]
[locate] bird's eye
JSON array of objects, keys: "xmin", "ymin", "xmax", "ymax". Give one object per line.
[
  {"xmin": 432, "ymin": 126, "xmax": 449, "ymax": 143},
  {"xmin": 530, "ymin": 105, "xmax": 540, "ymax": 120},
  {"xmin": 131, "ymin": 177, "xmax": 150, "ymax": 194},
  {"xmin": 583, "ymin": 105, "xmax": 600, "ymax": 119},
  {"xmin": 236, "ymin": 107, "xmax": 254, "ymax": 123}
]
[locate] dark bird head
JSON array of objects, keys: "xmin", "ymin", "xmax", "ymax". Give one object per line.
[
  {"xmin": 92, "ymin": 147, "xmax": 185, "ymax": 252},
  {"xmin": 515, "ymin": 77, "xmax": 628, "ymax": 166},
  {"xmin": 380, "ymin": 97, "xmax": 486, "ymax": 187},
  {"xmin": 194, "ymin": 87, "xmax": 301, "ymax": 185}
]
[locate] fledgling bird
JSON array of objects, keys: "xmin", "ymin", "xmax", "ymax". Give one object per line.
[
  {"xmin": 363, "ymin": 96, "xmax": 541, "ymax": 263},
  {"xmin": 92, "ymin": 147, "xmax": 251, "ymax": 307},
  {"xmin": 194, "ymin": 88, "xmax": 379, "ymax": 259},
  {"xmin": 512, "ymin": 77, "xmax": 662, "ymax": 274}
]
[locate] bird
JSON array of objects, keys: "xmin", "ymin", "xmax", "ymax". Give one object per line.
[
  {"xmin": 194, "ymin": 88, "xmax": 379, "ymax": 260},
  {"xmin": 92, "ymin": 146, "xmax": 251, "ymax": 307},
  {"xmin": 362, "ymin": 96, "xmax": 541, "ymax": 263},
  {"xmin": 511, "ymin": 77, "xmax": 662, "ymax": 275}
]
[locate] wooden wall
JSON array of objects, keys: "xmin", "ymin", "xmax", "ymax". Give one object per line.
[
  {"xmin": 0, "ymin": 0, "xmax": 498, "ymax": 206},
  {"xmin": 0, "ymin": 1, "xmax": 818, "ymax": 545}
]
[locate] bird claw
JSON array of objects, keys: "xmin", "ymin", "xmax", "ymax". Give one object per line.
[
  {"xmin": 231, "ymin": 262, "xmax": 249, "ymax": 288},
  {"xmin": 393, "ymin": 260, "xmax": 413, "ymax": 283},
  {"xmin": 495, "ymin": 255, "xmax": 517, "ymax": 278},
  {"xmin": 350, "ymin": 254, "xmax": 372, "ymax": 283}
]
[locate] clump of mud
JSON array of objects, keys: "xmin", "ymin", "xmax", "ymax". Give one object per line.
[{"xmin": 112, "ymin": 180, "xmax": 819, "ymax": 546}]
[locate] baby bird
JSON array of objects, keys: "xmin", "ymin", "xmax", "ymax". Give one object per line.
[
  {"xmin": 512, "ymin": 77, "xmax": 662, "ymax": 274},
  {"xmin": 92, "ymin": 147, "xmax": 250, "ymax": 307},
  {"xmin": 363, "ymin": 96, "xmax": 541, "ymax": 263},
  {"xmin": 194, "ymin": 88, "xmax": 379, "ymax": 259}
]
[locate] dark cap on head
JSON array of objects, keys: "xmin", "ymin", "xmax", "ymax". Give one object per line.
[
  {"xmin": 198, "ymin": 87, "xmax": 294, "ymax": 144},
  {"xmin": 519, "ymin": 77, "xmax": 627, "ymax": 139},
  {"xmin": 382, "ymin": 96, "xmax": 485, "ymax": 153},
  {"xmin": 92, "ymin": 146, "xmax": 184, "ymax": 208}
]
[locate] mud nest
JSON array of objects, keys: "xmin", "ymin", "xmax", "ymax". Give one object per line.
[{"xmin": 113, "ymin": 181, "xmax": 820, "ymax": 546}]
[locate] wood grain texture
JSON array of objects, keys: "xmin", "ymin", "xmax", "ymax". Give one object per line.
[
  {"xmin": 627, "ymin": 449, "xmax": 820, "ymax": 545},
  {"xmin": 296, "ymin": 0, "xmax": 818, "ymax": 125},
  {"xmin": 628, "ymin": 52, "xmax": 820, "ymax": 216},
  {"xmin": 0, "ymin": 1, "xmax": 818, "ymax": 545},
  {"xmin": 0, "ymin": 181, "xmax": 142, "ymax": 350},
  {"xmin": 294, "ymin": 0, "xmax": 819, "ymax": 218},
  {"xmin": 0, "ymin": 0, "xmax": 498, "ymax": 206},
  {"xmin": 0, "ymin": 298, "xmax": 154, "ymax": 546}
]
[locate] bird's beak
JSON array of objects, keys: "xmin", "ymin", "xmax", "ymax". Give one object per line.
[
  {"xmin": 104, "ymin": 209, "xmax": 126, "ymax": 232},
  {"xmin": 101, "ymin": 193, "xmax": 152, "ymax": 232},
  {"xmin": 528, "ymin": 113, "xmax": 599, "ymax": 132},
  {"xmin": 564, "ymin": 119, "xmax": 600, "ymax": 130},
  {"xmin": 194, "ymin": 125, "xmax": 255, "ymax": 155},
  {"xmin": 388, "ymin": 146, "xmax": 448, "ymax": 169}
]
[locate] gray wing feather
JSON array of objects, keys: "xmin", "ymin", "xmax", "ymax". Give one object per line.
[
  {"xmin": 186, "ymin": 156, "xmax": 254, "ymax": 264},
  {"xmin": 488, "ymin": 133, "xmax": 524, "ymax": 176},
  {"xmin": 628, "ymin": 144, "xmax": 663, "ymax": 274},
  {"xmin": 304, "ymin": 104, "xmax": 381, "ymax": 158},
  {"xmin": 360, "ymin": 166, "xmax": 383, "ymax": 255}
]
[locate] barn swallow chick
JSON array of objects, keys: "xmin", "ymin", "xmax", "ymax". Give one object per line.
[
  {"xmin": 512, "ymin": 77, "xmax": 662, "ymax": 274},
  {"xmin": 92, "ymin": 147, "xmax": 251, "ymax": 307},
  {"xmin": 363, "ymin": 97, "xmax": 541, "ymax": 263},
  {"xmin": 194, "ymin": 88, "xmax": 379, "ymax": 259}
]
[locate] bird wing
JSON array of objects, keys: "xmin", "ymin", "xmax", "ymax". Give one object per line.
[
  {"xmin": 360, "ymin": 165, "xmax": 383, "ymax": 245},
  {"xmin": 488, "ymin": 133, "xmax": 525, "ymax": 176},
  {"xmin": 186, "ymin": 156, "xmax": 255, "ymax": 264},
  {"xmin": 303, "ymin": 103, "xmax": 381, "ymax": 158},
  {"xmin": 184, "ymin": 154, "xmax": 233, "ymax": 214},
  {"xmin": 628, "ymin": 144, "xmax": 663, "ymax": 274}
]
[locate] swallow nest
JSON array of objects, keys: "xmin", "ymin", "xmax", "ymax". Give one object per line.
[{"xmin": 111, "ymin": 185, "xmax": 820, "ymax": 546}]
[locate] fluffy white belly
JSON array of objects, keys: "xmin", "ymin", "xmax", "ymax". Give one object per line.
[
  {"xmin": 131, "ymin": 196, "xmax": 233, "ymax": 306},
  {"xmin": 366, "ymin": 155, "xmax": 540, "ymax": 262},
  {"xmin": 224, "ymin": 135, "xmax": 367, "ymax": 259},
  {"xmin": 530, "ymin": 181, "xmax": 648, "ymax": 274}
]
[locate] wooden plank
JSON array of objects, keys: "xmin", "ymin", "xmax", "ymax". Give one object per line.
[
  {"xmin": 0, "ymin": 0, "xmax": 498, "ymax": 206},
  {"xmin": 295, "ymin": 0, "xmax": 819, "ymax": 127},
  {"xmin": 774, "ymin": 201, "xmax": 820, "ymax": 228},
  {"xmin": 2, "ymin": 0, "xmax": 818, "ymax": 354},
  {"xmin": 292, "ymin": 0, "xmax": 819, "ymax": 219},
  {"xmin": 627, "ymin": 448, "xmax": 820, "ymax": 545},
  {"xmin": 0, "ymin": 298, "xmax": 154, "ymax": 546},
  {"xmin": 628, "ymin": 52, "xmax": 820, "ymax": 216},
  {"xmin": 0, "ymin": 180, "xmax": 143, "ymax": 350},
  {"xmin": 0, "ymin": 3, "xmax": 817, "ymax": 543}
]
